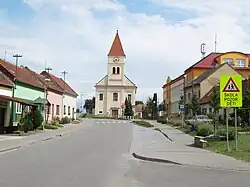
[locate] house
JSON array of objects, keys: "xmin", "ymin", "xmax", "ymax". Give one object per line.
[
  {"xmin": 162, "ymin": 77, "xmax": 171, "ymax": 117},
  {"xmin": 135, "ymin": 104, "xmax": 144, "ymax": 119},
  {"xmin": 186, "ymin": 63, "xmax": 246, "ymax": 116},
  {"xmin": 0, "ymin": 71, "xmax": 13, "ymax": 133},
  {"xmin": 0, "ymin": 59, "xmax": 48, "ymax": 126},
  {"xmin": 95, "ymin": 30, "xmax": 137, "ymax": 117},
  {"xmin": 25, "ymin": 67, "xmax": 64, "ymax": 122},
  {"xmin": 41, "ymin": 71, "xmax": 78, "ymax": 119}
]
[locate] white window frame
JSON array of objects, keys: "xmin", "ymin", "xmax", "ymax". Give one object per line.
[
  {"xmin": 223, "ymin": 58, "xmax": 233, "ymax": 65},
  {"xmin": 16, "ymin": 103, "xmax": 22, "ymax": 114},
  {"xmin": 235, "ymin": 59, "xmax": 246, "ymax": 67}
]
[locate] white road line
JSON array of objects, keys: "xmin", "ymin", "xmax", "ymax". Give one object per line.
[
  {"xmin": 113, "ymin": 121, "xmax": 116, "ymax": 123},
  {"xmin": 101, "ymin": 121, "xmax": 106, "ymax": 124},
  {"xmin": 123, "ymin": 121, "xmax": 127, "ymax": 123},
  {"xmin": 96, "ymin": 122, "xmax": 100, "ymax": 124},
  {"xmin": 118, "ymin": 121, "xmax": 121, "ymax": 123},
  {"xmin": 107, "ymin": 121, "xmax": 111, "ymax": 123}
]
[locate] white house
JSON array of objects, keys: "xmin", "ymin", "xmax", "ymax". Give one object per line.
[{"xmin": 95, "ymin": 31, "xmax": 137, "ymax": 117}]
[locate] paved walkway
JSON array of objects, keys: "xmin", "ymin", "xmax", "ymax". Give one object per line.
[
  {"xmin": 132, "ymin": 121, "xmax": 250, "ymax": 172},
  {"xmin": 0, "ymin": 122, "xmax": 89, "ymax": 153}
]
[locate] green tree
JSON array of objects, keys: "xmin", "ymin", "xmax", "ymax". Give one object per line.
[
  {"xmin": 158, "ymin": 102, "xmax": 165, "ymax": 111},
  {"xmin": 146, "ymin": 97, "xmax": 153, "ymax": 116},
  {"xmin": 191, "ymin": 94, "xmax": 200, "ymax": 116},
  {"xmin": 33, "ymin": 109, "xmax": 43, "ymax": 130},
  {"xmin": 84, "ymin": 97, "xmax": 95, "ymax": 114},
  {"xmin": 124, "ymin": 98, "xmax": 133, "ymax": 116},
  {"xmin": 210, "ymin": 86, "xmax": 220, "ymax": 135},
  {"xmin": 152, "ymin": 93, "xmax": 158, "ymax": 119},
  {"xmin": 76, "ymin": 108, "xmax": 80, "ymax": 113}
]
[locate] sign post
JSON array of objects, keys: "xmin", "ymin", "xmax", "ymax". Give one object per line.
[
  {"xmin": 180, "ymin": 104, "xmax": 185, "ymax": 128},
  {"xmin": 220, "ymin": 75, "xmax": 242, "ymax": 152}
]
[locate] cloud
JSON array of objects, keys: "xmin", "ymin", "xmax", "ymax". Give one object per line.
[{"xmin": 1, "ymin": 0, "xmax": 250, "ymax": 102}]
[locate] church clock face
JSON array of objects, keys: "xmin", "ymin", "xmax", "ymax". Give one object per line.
[{"xmin": 113, "ymin": 57, "xmax": 120, "ymax": 63}]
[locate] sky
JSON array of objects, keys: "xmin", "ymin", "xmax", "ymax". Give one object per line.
[{"xmin": 1, "ymin": 0, "xmax": 250, "ymax": 106}]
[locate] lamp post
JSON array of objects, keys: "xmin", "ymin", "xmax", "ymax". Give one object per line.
[{"xmin": 43, "ymin": 78, "xmax": 50, "ymax": 130}]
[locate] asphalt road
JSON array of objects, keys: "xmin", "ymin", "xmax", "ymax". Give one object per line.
[{"xmin": 0, "ymin": 119, "xmax": 249, "ymax": 187}]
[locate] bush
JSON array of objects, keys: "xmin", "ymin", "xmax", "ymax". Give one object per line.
[
  {"xmin": 173, "ymin": 122, "xmax": 182, "ymax": 127},
  {"xmin": 157, "ymin": 118, "xmax": 168, "ymax": 124},
  {"xmin": 23, "ymin": 114, "xmax": 33, "ymax": 133},
  {"xmin": 72, "ymin": 120, "xmax": 80, "ymax": 124},
  {"xmin": 217, "ymin": 129, "xmax": 235, "ymax": 140},
  {"xmin": 196, "ymin": 124, "xmax": 213, "ymax": 137},
  {"xmin": 60, "ymin": 117, "xmax": 71, "ymax": 124},
  {"xmin": 134, "ymin": 120, "xmax": 154, "ymax": 128},
  {"xmin": 44, "ymin": 124, "xmax": 58, "ymax": 130},
  {"xmin": 33, "ymin": 109, "xmax": 43, "ymax": 130}
]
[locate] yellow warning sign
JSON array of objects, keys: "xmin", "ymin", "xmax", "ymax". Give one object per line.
[{"xmin": 220, "ymin": 75, "xmax": 242, "ymax": 107}]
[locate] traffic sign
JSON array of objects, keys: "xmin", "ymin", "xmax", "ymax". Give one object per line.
[
  {"xmin": 220, "ymin": 75, "xmax": 242, "ymax": 107},
  {"xmin": 180, "ymin": 104, "xmax": 184, "ymax": 111}
]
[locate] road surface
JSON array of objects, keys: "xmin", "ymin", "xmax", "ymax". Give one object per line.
[{"xmin": 0, "ymin": 119, "xmax": 249, "ymax": 186}]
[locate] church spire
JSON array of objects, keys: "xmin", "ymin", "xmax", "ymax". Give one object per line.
[{"xmin": 108, "ymin": 30, "xmax": 126, "ymax": 57}]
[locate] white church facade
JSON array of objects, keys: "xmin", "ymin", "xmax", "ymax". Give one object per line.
[{"xmin": 95, "ymin": 31, "xmax": 137, "ymax": 117}]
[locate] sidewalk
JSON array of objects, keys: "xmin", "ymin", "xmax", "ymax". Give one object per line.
[
  {"xmin": 0, "ymin": 122, "xmax": 88, "ymax": 153},
  {"xmin": 131, "ymin": 121, "xmax": 250, "ymax": 172}
]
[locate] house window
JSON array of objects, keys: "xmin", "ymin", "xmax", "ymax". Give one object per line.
[
  {"xmin": 16, "ymin": 103, "xmax": 22, "ymax": 114},
  {"xmin": 113, "ymin": 93, "xmax": 118, "ymax": 101},
  {"xmin": 52, "ymin": 104, "xmax": 54, "ymax": 117},
  {"xmin": 99, "ymin": 111, "xmax": 103, "ymax": 114},
  {"xmin": 202, "ymin": 108, "xmax": 207, "ymax": 114},
  {"xmin": 48, "ymin": 105, "xmax": 51, "ymax": 114},
  {"xmin": 223, "ymin": 58, "xmax": 233, "ymax": 65},
  {"xmin": 117, "ymin": 67, "xmax": 120, "ymax": 74},
  {"xmin": 209, "ymin": 108, "xmax": 212, "ymax": 113},
  {"xmin": 68, "ymin": 106, "xmax": 71, "ymax": 115},
  {"xmin": 64, "ymin": 105, "xmax": 66, "ymax": 115},
  {"xmin": 188, "ymin": 93, "xmax": 191, "ymax": 100},
  {"xmin": 72, "ymin": 108, "xmax": 75, "ymax": 117},
  {"xmin": 236, "ymin": 59, "xmax": 246, "ymax": 67},
  {"xmin": 128, "ymin": 94, "xmax": 132, "ymax": 102},
  {"xmin": 99, "ymin": 93, "xmax": 103, "ymax": 101},
  {"xmin": 112, "ymin": 67, "xmax": 116, "ymax": 74},
  {"xmin": 56, "ymin": 105, "xmax": 60, "ymax": 115}
]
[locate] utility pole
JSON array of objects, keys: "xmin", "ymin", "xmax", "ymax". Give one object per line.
[
  {"xmin": 10, "ymin": 54, "xmax": 22, "ymax": 128},
  {"xmin": 61, "ymin": 71, "xmax": 68, "ymax": 118}
]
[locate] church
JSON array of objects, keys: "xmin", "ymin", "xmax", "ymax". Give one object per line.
[{"xmin": 95, "ymin": 31, "xmax": 137, "ymax": 117}]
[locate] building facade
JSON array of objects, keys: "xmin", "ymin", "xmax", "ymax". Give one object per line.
[
  {"xmin": 95, "ymin": 31, "xmax": 137, "ymax": 117},
  {"xmin": 170, "ymin": 75, "xmax": 184, "ymax": 116}
]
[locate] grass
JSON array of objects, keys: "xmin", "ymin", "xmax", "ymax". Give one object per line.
[
  {"xmin": 133, "ymin": 120, "xmax": 154, "ymax": 128},
  {"xmin": 206, "ymin": 134, "xmax": 250, "ymax": 162}
]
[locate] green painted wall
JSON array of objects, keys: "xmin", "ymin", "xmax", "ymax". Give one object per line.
[{"xmin": 13, "ymin": 82, "xmax": 45, "ymax": 123}]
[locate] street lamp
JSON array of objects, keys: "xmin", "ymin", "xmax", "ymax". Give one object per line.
[{"xmin": 43, "ymin": 78, "xmax": 50, "ymax": 130}]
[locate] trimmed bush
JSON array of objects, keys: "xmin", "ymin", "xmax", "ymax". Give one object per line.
[
  {"xmin": 196, "ymin": 124, "xmax": 213, "ymax": 137},
  {"xmin": 44, "ymin": 124, "xmax": 58, "ymax": 130},
  {"xmin": 217, "ymin": 129, "xmax": 235, "ymax": 140},
  {"xmin": 60, "ymin": 117, "xmax": 71, "ymax": 124},
  {"xmin": 23, "ymin": 114, "xmax": 33, "ymax": 133},
  {"xmin": 134, "ymin": 120, "xmax": 154, "ymax": 128},
  {"xmin": 33, "ymin": 109, "xmax": 43, "ymax": 130},
  {"xmin": 157, "ymin": 118, "xmax": 168, "ymax": 124}
]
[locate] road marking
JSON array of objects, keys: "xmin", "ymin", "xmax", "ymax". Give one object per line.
[
  {"xmin": 101, "ymin": 121, "xmax": 106, "ymax": 124},
  {"xmin": 118, "ymin": 121, "xmax": 121, "ymax": 123},
  {"xmin": 96, "ymin": 122, "xmax": 100, "ymax": 124},
  {"xmin": 113, "ymin": 121, "xmax": 116, "ymax": 123},
  {"xmin": 123, "ymin": 121, "xmax": 127, "ymax": 123},
  {"xmin": 107, "ymin": 121, "xmax": 111, "ymax": 123}
]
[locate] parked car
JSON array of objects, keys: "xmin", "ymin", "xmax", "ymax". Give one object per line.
[{"xmin": 185, "ymin": 115, "xmax": 213, "ymax": 125}]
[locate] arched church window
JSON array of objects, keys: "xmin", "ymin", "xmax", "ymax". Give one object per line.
[
  {"xmin": 112, "ymin": 67, "xmax": 116, "ymax": 74},
  {"xmin": 117, "ymin": 67, "xmax": 120, "ymax": 74}
]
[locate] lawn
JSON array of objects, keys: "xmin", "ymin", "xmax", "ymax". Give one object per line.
[{"xmin": 206, "ymin": 134, "xmax": 250, "ymax": 162}]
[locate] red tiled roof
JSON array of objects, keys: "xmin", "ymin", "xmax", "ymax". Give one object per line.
[
  {"xmin": 0, "ymin": 71, "xmax": 13, "ymax": 88},
  {"xmin": 185, "ymin": 53, "xmax": 222, "ymax": 73},
  {"xmin": 108, "ymin": 30, "xmax": 125, "ymax": 57},
  {"xmin": 0, "ymin": 59, "xmax": 44, "ymax": 89},
  {"xmin": 25, "ymin": 67, "xmax": 63, "ymax": 94},
  {"xmin": 41, "ymin": 71, "xmax": 78, "ymax": 97}
]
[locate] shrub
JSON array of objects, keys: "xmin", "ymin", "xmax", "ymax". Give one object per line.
[
  {"xmin": 157, "ymin": 118, "xmax": 168, "ymax": 124},
  {"xmin": 44, "ymin": 124, "xmax": 58, "ymax": 130},
  {"xmin": 196, "ymin": 124, "xmax": 213, "ymax": 137},
  {"xmin": 134, "ymin": 120, "xmax": 154, "ymax": 128},
  {"xmin": 33, "ymin": 109, "xmax": 43, "ymax": 130},
  {"xmin": 72, "ymin": 120, "xmax": 80, "ymax": 124},
  {"xmin": 60, "ymin": 117, "xmax": 71, "ymax": 124},
  {"xmin": 217, "ymin": 129, "xmax": 235, "ymax": 140},
  {"xmin": 23, "ymin": 114, "xmax": 33, "ymax": 133},
  {"xmin": 173, "ymin": 122, "xmax": 182, "ymax": 127}
]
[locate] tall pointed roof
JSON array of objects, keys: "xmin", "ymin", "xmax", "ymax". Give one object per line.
[{"xmin": 108, "ymin": 30, "xmax": 125, "ymax": 57}]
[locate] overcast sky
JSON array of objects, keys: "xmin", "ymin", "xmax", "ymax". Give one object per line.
[{"xmin": 1, "ymin": 0, "xmax": 250, "ymax": 105}]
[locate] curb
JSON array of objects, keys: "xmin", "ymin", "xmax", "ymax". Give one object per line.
[
  {"xmin": 0, "ymin": 146, "xmax": 22, "ymax": 153},
  {"xmin": 132, "ymin": 152, "xmax": 182, "ymax": 165},
  {"xmin": 132, "ymin": 152, "xmax": 250, "ymax": 173},
  {"xmin": 154, "ymin": 128, "xmax": 173, "ymax": 142}
]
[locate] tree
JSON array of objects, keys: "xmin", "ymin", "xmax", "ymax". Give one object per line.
[
  {"xmin": 84, "ymin": 97, "xmax": 95, "ymax": 114},
  {"xmin": 158, "ymin": 102, "xmax": 165, "ymax": 111},
  {"xmin": 124, "ymin": 98, "xmax": 133, "ymax": 117},
  {"xmin": 135, "ymin": 101, "xmax": 144, "ymax": 105},
  {"xmin": 191, "ymin": 94, "xmax": 200, "ymax": 116},
  {"xmin": 152, "ymin": 93, "xmax": 158, "ymax": 119},
  {"xmin": 76, "ymin": 108, "xmax": 80, "ymax": 113},
  {"xmin": 210, "ymin": 86, "xmax": 220, "ymax": 135},
  {"xmin": 146, "ymin": 97, "xmax": 153, "ymax": 116},
  {"xmin": 33, "ymin": 109, "xmax": 43, "ymax": 130}
]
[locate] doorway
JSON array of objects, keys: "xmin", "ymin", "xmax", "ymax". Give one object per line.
[
  {"xmin": 0, "ymin": 108, "xmax": 5, "ymax": 134},
  {"xmin": 111, "ymin": 110, "xmax": 118, "ymax": 118}
]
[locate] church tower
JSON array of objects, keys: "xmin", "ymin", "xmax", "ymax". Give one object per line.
[{"xmin": 107, "ymin": 30, "xmax": 126, "ymax": 86}]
